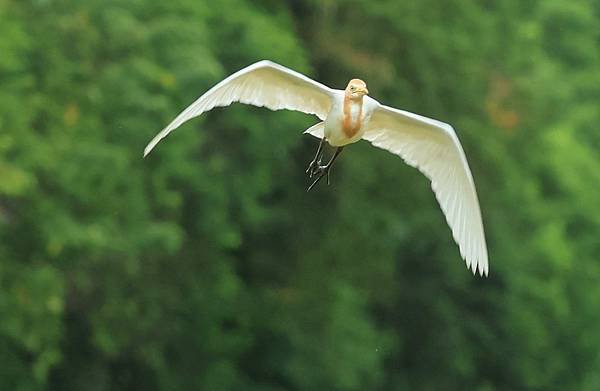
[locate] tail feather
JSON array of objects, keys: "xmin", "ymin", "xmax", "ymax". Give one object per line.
[{"xmin": 303, "ymin": 122, "xmax": 324, "ymax": 139}]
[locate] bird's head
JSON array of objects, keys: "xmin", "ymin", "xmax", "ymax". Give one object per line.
[{"xmin": 345, "ymin": 79, "xmax": 369, "ymax": 99}]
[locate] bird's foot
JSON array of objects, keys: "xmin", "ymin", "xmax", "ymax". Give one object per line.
[
  {"xmin": 307, "ymin": 165, "xmax": 332, "ymax": 191},
  {"xmin": 305, "ymin": 157, "xmax": 323, "ymax": 178}
]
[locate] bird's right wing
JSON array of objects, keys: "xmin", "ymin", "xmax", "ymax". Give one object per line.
[
  {"xmin": 144, "ymin": 60, "xmax": 334, "ymax": 156},
  {"xmin": 363, "ymin": 104, "xmax": 488, "ymax": 276}
]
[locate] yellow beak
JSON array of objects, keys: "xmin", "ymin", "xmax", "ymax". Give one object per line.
[{"xmin": 359, "ymin": 87, "xmax": 369, "ymax": 95}]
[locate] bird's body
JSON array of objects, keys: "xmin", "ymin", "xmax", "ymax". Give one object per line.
[
  {"xmin": 324, "ymin": 91, "xmax": 374, "ymax": 146},
  {"xmin": 144, "ymin": 60, "xmax": 490, "ymax": 276}
]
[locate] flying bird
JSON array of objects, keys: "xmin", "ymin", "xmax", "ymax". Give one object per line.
[{"xmin": 144, "ymin": 60, "xmax": 489, "ymax": 276}]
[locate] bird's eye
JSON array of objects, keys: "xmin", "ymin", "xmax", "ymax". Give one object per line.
[{"xmin": 350, "ymin": 86, "xmax": 356, "ymax": 91}]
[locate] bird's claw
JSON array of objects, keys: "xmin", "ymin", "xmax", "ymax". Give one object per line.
[
  {"xmin": 306, "ymin": 160, "xmax": 318, "ymax": 177},
  {"xmin": 306, "ymin": 157, "xmax": 323, "ymax": 178},
  {"xmin": 307, "ymin": 165, "xmax": 331, "ymax": 192}
]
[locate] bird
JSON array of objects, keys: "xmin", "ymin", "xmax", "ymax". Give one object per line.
[{"xmin": 144, "ymin": 60, "xmax": 489, "ymax": 276}]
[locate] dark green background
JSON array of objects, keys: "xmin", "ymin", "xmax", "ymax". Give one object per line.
[{"xmin": 1, "ymin": 0, "xmax": 599, "ymax": 389}]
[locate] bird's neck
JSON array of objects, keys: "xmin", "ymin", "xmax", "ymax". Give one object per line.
[{"xmin": 342, "ymin": 94, "xmax": 364, "ymax": 138}]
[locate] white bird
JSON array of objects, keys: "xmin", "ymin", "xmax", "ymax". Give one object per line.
[{"xmin": 144, "ymin": 60, "xmax": 489, "ymax": 276}]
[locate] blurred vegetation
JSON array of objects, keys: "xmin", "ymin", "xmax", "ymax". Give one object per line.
[{"xmin": 1, "ymin": 0, "xmax": 599, "ymax": 389}]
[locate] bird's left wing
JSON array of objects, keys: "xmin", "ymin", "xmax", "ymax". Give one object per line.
[
  {"xmin": 144, "ymin": 60, "xmax": 334, "ymax": 156},
  {"xmin": 363, "ymin": 104, "xmax": 488, "ymax": 275}
]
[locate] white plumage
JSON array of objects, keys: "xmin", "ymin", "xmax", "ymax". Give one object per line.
[
  {"xmin": 143, "ymin": 61, "xmax": 333, "ymax": 156},
  {"xmin": 144, "ymin": 60, "xmax": 489, "ymax": 276}
]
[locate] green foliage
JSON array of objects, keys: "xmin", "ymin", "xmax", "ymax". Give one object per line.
[{"xmin": 0, "ymin": 0, "xmax": 599, "ymax": 389}]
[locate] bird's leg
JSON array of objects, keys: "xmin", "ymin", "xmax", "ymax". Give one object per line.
[
  {"xmin": 307, "ymin": 147, "xmax": 344, "ymax": 192},
  {"xmin": 325, "ymin": 146, "xmax": 343, "ymax": 185},
  {"xmin": 306, "ymin": 137, "xmax": 326, "ymax": 178}
]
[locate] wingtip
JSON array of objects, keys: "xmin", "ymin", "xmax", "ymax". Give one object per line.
[
  {"xmin": 467, "ymin": 256, "xmax": 489, "ymax": 277},
  {"xmin": 143, "ymin": 145, "xmax": 153, "ymax": 158},
  {"xmin": 477, "ymin": 260, "xmax": 489, "ymax": 277},
  {"xmin": 143, "ymin": 138, "xmax": 159, "ymax": 158}
]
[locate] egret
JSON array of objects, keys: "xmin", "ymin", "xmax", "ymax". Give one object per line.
[{"xmin": 144, "ymin": 60, "xmax": 489, "ymax": 276}]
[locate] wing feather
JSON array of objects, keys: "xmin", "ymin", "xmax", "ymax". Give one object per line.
[
  {"xmin": 144, "ymin": 60, "xmax": 334, "ymax": 156},
  {"xmin": 363, "ymin": 104, "xmax": 489, "ymax": 275}
]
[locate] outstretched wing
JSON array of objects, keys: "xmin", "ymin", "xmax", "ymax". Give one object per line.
[
  {"xmin": 144, "ymin": 60, "xmax": 334, "ymax": 156},
  {"xmin": 363, "ymin": 104, "xmax": 489, "ymax": 275}
]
